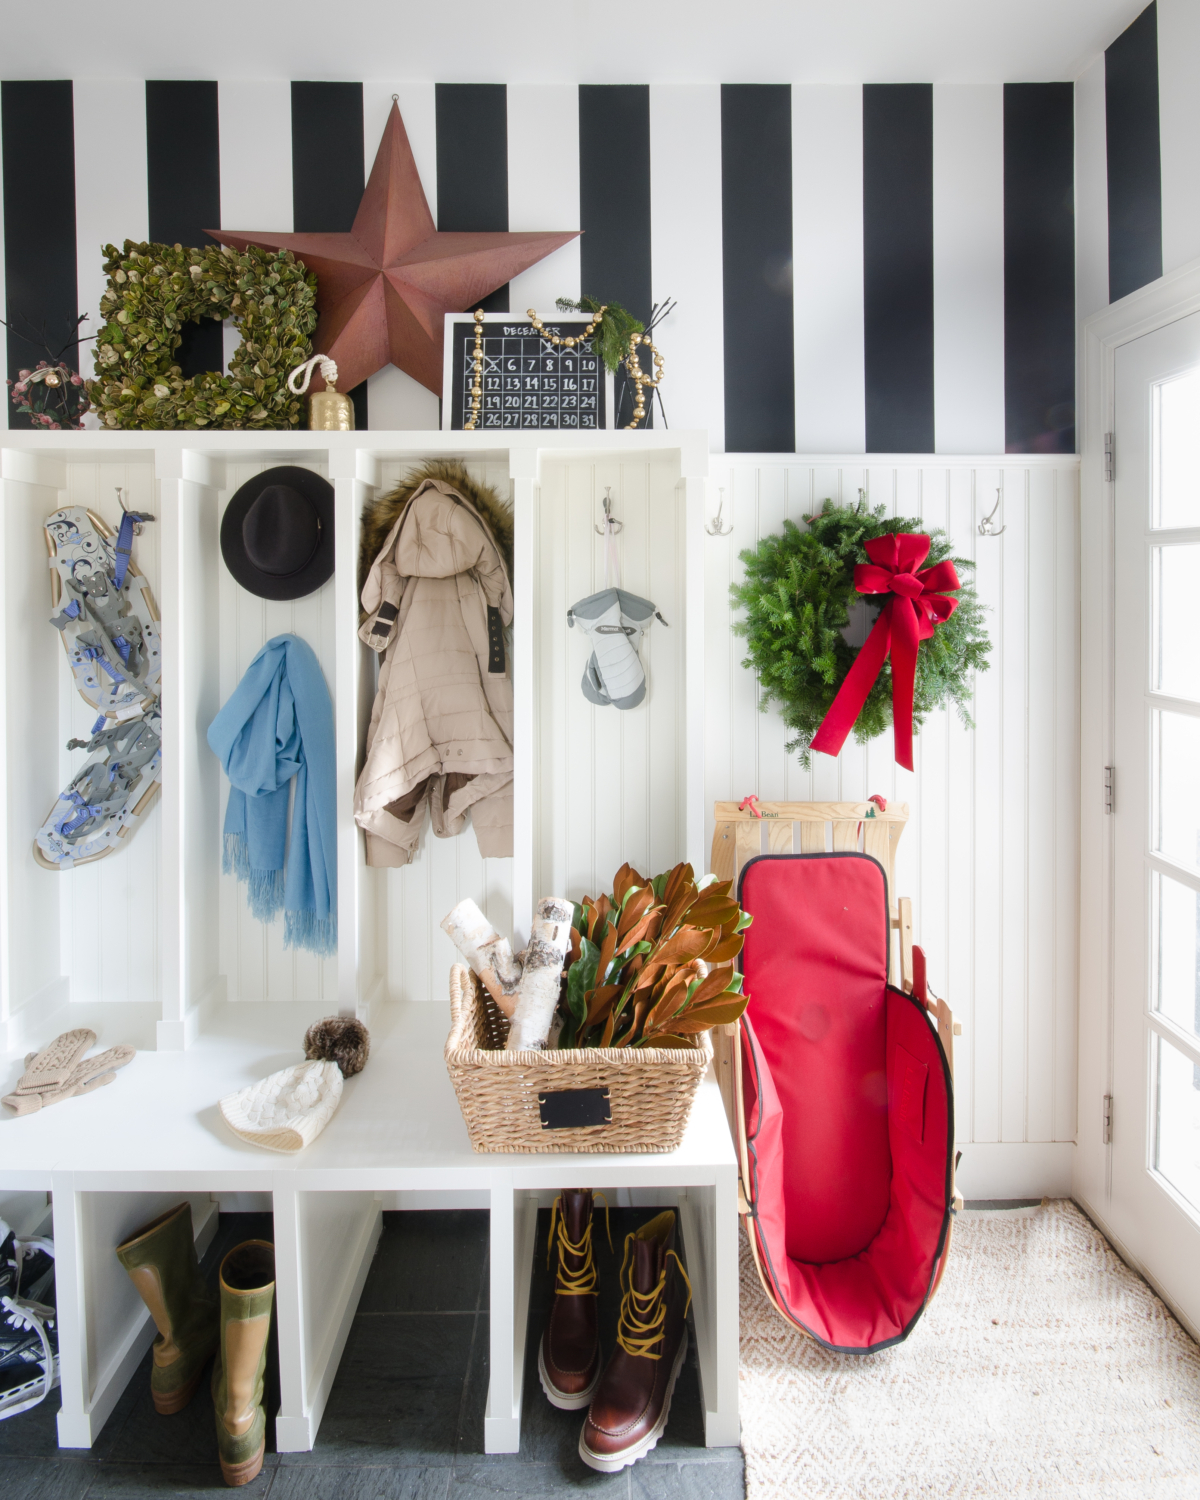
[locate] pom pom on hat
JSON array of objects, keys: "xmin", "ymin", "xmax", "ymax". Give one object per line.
[{"xmin": 303, "ymin": 1016, "xmax": 370, "ymax": 1078}]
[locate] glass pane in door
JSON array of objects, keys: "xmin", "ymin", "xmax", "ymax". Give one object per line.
[
  {"xmin": 1152, "ymin": 711, "xmax": 1200, "ymax": 873},
  {"xmin": 1152, "ymin": 871, "xmax": 1200, "ymax": 1040},
  {"xmin": 1154, "ymin": 1034, "xmax": 1200, "ymax": 1216},
  {"xmin": 1152, "ymin": 545, "xmax": 1200, "ymax": 700},
  {"xmin": 1156, "ymin": 368, "xmax": 1200, "ymax": 528}
]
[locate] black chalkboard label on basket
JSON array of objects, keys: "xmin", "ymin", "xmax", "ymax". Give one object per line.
[
  {"xmin": 538, "ymin": 1087, "xmax": 613, "ymax": 1130},
  {"xmin": 442, "ymin": 313, "xmax": 609, "ymax": 432}
]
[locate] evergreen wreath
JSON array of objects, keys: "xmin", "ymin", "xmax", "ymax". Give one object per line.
[
  {"xmin": 87, "ymin": 240, "xmax": 318, "ymax": 430},
  {"xmin": 731, "ymin": 499, "xmax": 991, "ymax": 766}
]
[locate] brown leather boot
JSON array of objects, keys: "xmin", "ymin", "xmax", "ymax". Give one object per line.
[
  {"xmin": 537, "ymin": 1190, "xmax": 605, "ymax": 1410},
  {"xmin": 579, "ymin": 1210, "xmax": 691, "ymax": 1472}
]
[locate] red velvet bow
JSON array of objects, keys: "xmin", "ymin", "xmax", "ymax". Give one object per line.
[{"xmin": 809, "ymin": 533, "xmax": 960, "ymax": 771}]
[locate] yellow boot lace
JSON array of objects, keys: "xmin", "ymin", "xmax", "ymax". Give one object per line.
[
  {"xmin": 615, "ymin": 1232, "xmax": 693, "ymax": 1359},
  {"xmin": 546, "ymin": 1192, "xmax": 612, "ymax": 1295}
]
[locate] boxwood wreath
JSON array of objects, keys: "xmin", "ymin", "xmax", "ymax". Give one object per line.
[
  {"xmin": 87, "ymin": 240, "xmax": 318, "ymax": 429},
  {"xmin": 731, "ymin": 500, "xmax": 991, "ymax": 766}
]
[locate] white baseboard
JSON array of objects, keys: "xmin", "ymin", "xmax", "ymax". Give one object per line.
[
  {"xmin": 955, "ymin": 1141, "xmax": 1074, "ymax": 1199},
  {"xmin": 0, "ymin": 978, "xmax": 70, "ymax": 1057},
  {"xmin": 157, "ymin": 977, "xmax": 226, "ymax": 1051}
]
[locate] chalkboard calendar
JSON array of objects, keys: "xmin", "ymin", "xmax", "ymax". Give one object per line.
[{"xmin": 441, "ymin": 313, "xmax": 611, "ymax": 431}]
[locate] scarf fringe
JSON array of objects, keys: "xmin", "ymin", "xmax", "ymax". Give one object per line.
[
  {"xmin": 285, "ymin": 908, "xmax": 338, "ymax": 958},
  {"xmin": 223, "ymin": 832, "xmax": 286, "ymax": 923}
]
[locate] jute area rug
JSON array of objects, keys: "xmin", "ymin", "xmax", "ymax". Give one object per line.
[{"xmin": 738, "ymin": 1199, "xmax": 1200, "ymax": 1499}]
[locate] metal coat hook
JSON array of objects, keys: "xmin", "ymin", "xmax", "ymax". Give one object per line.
[
  {"xmin": 116, "ymin": 486, "xmax": 154, "ymax": 533},
  {"xmin": 705, "ymin": 486, "xmax": 733, "ymax": 536},
  {"xmin": 978, "ymin": 487, "xmax": 1006, "ymax": 537},
  {"xmin": 594, "ymin": 487, "xmax": 623, "ymax": 535}
]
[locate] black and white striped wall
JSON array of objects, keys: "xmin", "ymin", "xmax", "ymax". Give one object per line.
[
  {"xmin": 1076, "ymin": 0, "xmax": 1200, "ymax": 323},
  {"xmin": 3, "ymin": 2, "xmax": 1196, "ymax": 452}
]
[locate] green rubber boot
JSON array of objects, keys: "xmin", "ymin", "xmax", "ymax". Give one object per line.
[
  {"xmin": 115, "ymin": 1203, "xmax": 218, "ymax": 1415},
  {"xmin": 212, "ymin": 1241, "xmax": 275, "ymax": 1488}
]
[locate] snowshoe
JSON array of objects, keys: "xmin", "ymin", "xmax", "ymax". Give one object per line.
[
  {"xmin": 34, "ymin": 707, "xmax": 163, "ymax": 870},
  {"xmin": 44, "ymin": 504, "xmax": 160, "ymax": 717},
  {"xmin": 0, "ymin": 1221, "xmax": 59, "ymax": 1421}
]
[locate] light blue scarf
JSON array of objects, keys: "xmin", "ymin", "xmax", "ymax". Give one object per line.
[{"xmin": 206, "ymin": 634, "xmax": 337, "ymax": 956}]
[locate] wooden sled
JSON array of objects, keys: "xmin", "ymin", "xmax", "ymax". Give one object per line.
[{"xmin": 712, "ymin": 800, "xmax": 962, "ymax": 1351}]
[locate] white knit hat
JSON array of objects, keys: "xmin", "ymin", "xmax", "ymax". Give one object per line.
[{"xmin": 219, "ymin": 1060, "xmax": 342, "ymax": 1153}]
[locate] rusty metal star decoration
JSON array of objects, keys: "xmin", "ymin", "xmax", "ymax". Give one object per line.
[{"xmin": 209, "ymin": 102, "xmax": 579, "ymax": 396}]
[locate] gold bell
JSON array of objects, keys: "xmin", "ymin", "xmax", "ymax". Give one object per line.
[
  {"xmin": 308, "ymin": 383, "xmax": 354, "ymax": 431},
  {"xmin": 288, "ymin": 353, "xmax": 355, "ymax": 431}
]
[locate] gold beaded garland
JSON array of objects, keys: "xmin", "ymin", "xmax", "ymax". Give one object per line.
[
  {"xmin": 623, "ymin": 331, "xmax": 664, "ymax": 430},
  {"xmin": 462, "ymin": 308, "xmax": 486, "ymax": 431}
]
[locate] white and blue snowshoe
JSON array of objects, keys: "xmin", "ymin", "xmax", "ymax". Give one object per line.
[
  {"xmin": 0, "ymin": 1221, "xmax": 59, "ymax": 1422},
  {"xmin": 34, "ymin": 706, "xmax": 163, "ymax": 871},
  {"xmin": 37, "ymin": 501, "xmax": 162, "ymax": 871},
  {"xmin": 45, "ymin": 504, "xmax": 160, "ymax": 716}
]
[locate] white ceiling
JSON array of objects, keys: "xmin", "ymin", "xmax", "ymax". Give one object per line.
[{"xmin": 0, "ymin": 0, "xmax": 1142, "ymax": 82}]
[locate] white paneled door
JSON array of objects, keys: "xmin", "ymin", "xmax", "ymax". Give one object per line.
[{"xmin": 1112, "ymin": 311, "xmax": 1200, "ymax": 1331}]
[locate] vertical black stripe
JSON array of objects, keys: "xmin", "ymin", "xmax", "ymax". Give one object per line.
[
  {"xmin": 145, "ymin": 81, "xmax": 221, "ymax": 246},
  {"xmin": 436, "ymin": 84, "xmax": 509, "ymax": 313},
  {"xmin": 292, "ymin": 82, "xmax": 366, "ymax": 233},
  {"xmin": 579, "ymin": 85, "xmax": 652, "ymax": 327},
  {"xmin": 1106, "ymin": 2, "xmax": 1163, "ymax": 302},
  {"xmin": 143, "ymin": 80, "xmax": 222, "ymax": 384},
  {"xmin": 720, "ymin": 85, "xmax": 795, "ymax": 454},
  {"xmin": 145, "ymin": 81, "xmax": 224, "ymax": 381},
  {"xmin": 1003, "ymin": 83, "xmax": 1075, "ymax": 455},
  {"xmin": 2, "ymin": 81, "xmax": 78, "ymax": 427},
  {"xmin": 862, "ymin": 85, "xmax": 934, "ymax": 454},
  {"xmin": 579, "ymin": 85, "xmax": 653, "ymax": 428},
  {"xmin": 290, "ymin": 81, "xmax": 367, "ymax": 428}
]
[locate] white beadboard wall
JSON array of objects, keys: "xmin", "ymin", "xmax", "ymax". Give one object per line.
[
  {"xmin": 58, "ymin": 466, "xmax": 162, "ymax": 1007},
  {"xmin": 3, "ymin": 445, "xmax": 1083, "ymax": 1195},
  {"xmin": 374, "ymin": 457, "xmax": 515, "ymax": 1007},
  {"xmin": 533, "ymin": 455, "xmax": 687, "ymax": 903},
  {"xmin": 215, "ymin": 459, "xmax": 338, "ymax": 1005},
  {"xmin": 373, "ymin": 451, "xmax": 688, "ymax": 1004},
  {"xmin": 703, "ymin": 455, "xmax": 1080, "ymax": 1173}
]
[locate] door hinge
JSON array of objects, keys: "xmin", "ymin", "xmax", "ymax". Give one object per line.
[
  {"xmin": 1102, "ymin": 1093, "xmax": 1113, "ymax": 1145},
  {"xmin": 1104, "ymin": 766, "xmax": 1115, "ymax": 814},
  {"xmin": 1104, "ymin": 432, "xmax": 1115, "ymax": 483}
]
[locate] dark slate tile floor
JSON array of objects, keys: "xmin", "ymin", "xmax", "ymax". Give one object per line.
[{"xmin": 2, "ymin": 1208, "xmax": 745, "ymax": 1499}]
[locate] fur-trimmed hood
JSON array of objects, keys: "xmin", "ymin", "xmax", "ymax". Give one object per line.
[{"xmin": 358, "ymin": 459, "xmax": 514, "ymax": 601}]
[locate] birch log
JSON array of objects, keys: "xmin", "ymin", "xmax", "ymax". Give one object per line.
[
  {"xmin": 441, "ymin": 899, "xmax": 523, "ymax": 1018},
  {"xmin": 506, "ymin": 897, "xmax": 573, "ymax": 1051}
]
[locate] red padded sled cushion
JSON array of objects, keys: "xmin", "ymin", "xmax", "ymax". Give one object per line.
[{"xmin": 739, "ymin": 853, "xmax": 952, "ymax": 1351}]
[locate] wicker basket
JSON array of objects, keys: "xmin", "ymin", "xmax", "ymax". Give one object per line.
[{"xmin": 445, "ymin": 965, "xmax": 712, "ymax": 1154}]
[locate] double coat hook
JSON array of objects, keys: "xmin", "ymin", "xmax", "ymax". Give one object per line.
[
  {"xmin": 978, "ymin": 487, "xmax": 1006, "ymax": 537},
  {"xmin": 705, "ymin": 487, "xmax": 733, "ymax": 536},
  {"xmin": 595, "ymin": 487, "xmax": 623, "ymax": 535}
]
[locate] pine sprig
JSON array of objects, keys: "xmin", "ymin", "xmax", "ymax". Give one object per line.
[
  {"xmin": 731, "ymin": 500, "xmax": 992, "ymax": 767},
  {"xmin": 555, "ymin": 296, "xmax": 644, "ymax": 374}
]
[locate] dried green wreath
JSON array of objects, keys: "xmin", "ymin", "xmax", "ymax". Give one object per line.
[
  {"xmin": 87, "ymin": 240, "xmax": 317, "ymax": 430},
  {"xmin": 731, "ymin": 499, "xmax": 992, "ymax": 767}
]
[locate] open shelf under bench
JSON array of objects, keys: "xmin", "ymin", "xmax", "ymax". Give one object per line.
[{"xmin": 0, "ymin": 1000, "xmax": 739, "ymax": 1455}]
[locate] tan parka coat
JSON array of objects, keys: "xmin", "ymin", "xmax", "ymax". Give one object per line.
[{"xmin": 353, "ymin": 475, "xmax": 513, "ymax": 866}]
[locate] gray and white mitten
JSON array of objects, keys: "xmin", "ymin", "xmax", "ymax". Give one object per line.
[{"xmin": 567, "ymin": 589, "xmax": 667, "ymax": 710}]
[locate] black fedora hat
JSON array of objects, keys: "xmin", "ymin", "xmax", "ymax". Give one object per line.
[{"xmin": 221, "ymin": 466, "xmax": 335, "ymax": 600}]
